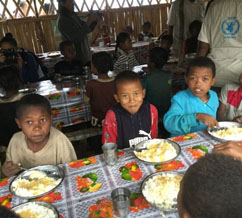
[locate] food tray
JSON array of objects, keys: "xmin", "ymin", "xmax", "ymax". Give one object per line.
[
  {"xmin": 11, "ymin": 201, "xmax": 59, "ymax": 218},
  {"xmin": 133, "ymin": 139, "xmax": 181, "ymax": 165},
  {"xmin": 9, "ymin": 165, "xmax": 64, "ymax": 199},
  {"xmin": 207, "ymin": 121, "xmax": 242, "ymax": 142},
  {"xmin": 141, "ymin": 171, "xmax": 183, "ymax": 212}
]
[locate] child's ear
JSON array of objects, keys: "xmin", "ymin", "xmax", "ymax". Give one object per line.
[
  {"xmin": 142, "ymin": 88, "xmax": 146, "ymax": 98},
  {"xmin": 114, "ymin": 94, "xmax": 119, "ymax": 103},
  {"xmin": 15, "ymin": 118, "xmax": 21, "ymax": 129},
  {"xmin": 211, "ymin": 77, "xmax": 216, "ymax": 85}
]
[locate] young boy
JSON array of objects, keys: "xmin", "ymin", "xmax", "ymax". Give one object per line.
[
  {"xmin": 164, "ymin": 56, "xmax": 219, "ymax": 136},
  {"xmin": 217, "ymin": 73, "xmax": 242, "ymax": 123},
  {"xmin": 54, "ymin": 40, "xmax": 84, "ymax": 76},
  {"xmin": 84, "ymin": 52, "xmax": 116, "ymax": 127},
  {"xmin": 102, "ymin": 71, "xmax": 158, "ymax": 149},
  {"xmin": 138, "ymin": 21, "xmax": 154, "ymax": 42},
  {"xmin": 2, "ymin": 94, "xmax": 77, "ymax": 177},
  {"xmin": 178, "ymin": 153, "xmax": 242, "ymax": 218},
  {"xmin": 142, "ymin": 47, "xmax": 172, "ymax": 119}
]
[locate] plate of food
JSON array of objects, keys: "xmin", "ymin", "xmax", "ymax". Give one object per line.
[
  {"xmin": 11, "ymin": 201, "xmax": 59, "ymax": 218},
  {"xmin": 207, "ymin": 121, "xmax": 242, "ymax": 142},
  {"xmin": 141, "ymin": 171, "xmax": 183, "ymax": 212},
  {"xmin": 9, "ymin": 165, "xmax": 64, "ymax": 199},
  {"xmin": 47, "ymin": 51, "xmax": 61, "ymax": 57},
  {"xmin": 133, "ymin": 139, "xmax": 181, "ymax": 164}
]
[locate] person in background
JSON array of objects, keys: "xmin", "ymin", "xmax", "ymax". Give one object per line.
[
  {"xmin": 123, "ymin": 25, "xmax": 135, "ymax": 41},
  {"xmin": 2, "ymin": 94, "xmax": 77, "ymax": 177},
  {"xmin": 197, "ymin": 0, "xmax": 242, "ymax": 88},
  {"xmin": 113, "ymin": 32, "xmax": 138, "ymax": 74},
  {"xmin": 142, "ymin": 47, "xmax": 172, "ymax": 119},
  {"xmin": 0, "ymin": 65, "xmax": 24, "ymax": 148},
  {"xmin": 184, "ymin": 20, "xmax": 202, "ymax": 54},
  {"xmin": 57, "ymin": 0, "xmax": 102, "ymax": 65},
  {"xmin": 164, "ymin": 57, "xmax": 219, "ymax": 136},
  {"xmin": 167, "ymin": 0, "xmax": 204, "ymax": 57},
  {"xmin": 138, "ymin": 21, "xmax": 154, "ymax": 42},
  {"xmin": 102, "ymin": 71, "xmax": 158, "ymax": 149},
  {"xmin": 217, "ymin": 73, "xmax": 242, "ymax": 123},
  {"xmin": 84, "ymin": 51, "xmax": 116, "ymax": 127},
  {"xmin": 54, "ymin": 40, "xmax": 83, "ymax": 76},
  {"xmin": 178, "ymin": 153, "xmax": 242, "ymax": 218},
  {"xmin": 160, "ymin": 34, "xmax": 173, "ymax": 55},
  {"xmin": 15, "ymin": 1, "xmax": 28, "ymax": 18},
  {"xmin": 0, "ymin": 33, "xmax": 45, "ymax": 83},
  {"xmin": 91, "ymin": 24, "xmax": 114, "ymax": 46}
]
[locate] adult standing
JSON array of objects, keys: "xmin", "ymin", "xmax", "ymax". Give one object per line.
[
  {"xmin": 57, "ymin": 0, "xmax": 102, "ymax": 65},
  {"xmin": 197, "ymin": 0, "xmax": 242, "ymax": 87},
  {"xmin": 167, "ymin": 0, "xmax": 204, "ymax": 58}
]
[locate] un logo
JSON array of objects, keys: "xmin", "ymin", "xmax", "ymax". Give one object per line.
[{"xmin": 221, "ymin": 17, "xmax": 240, "ymax": 37}]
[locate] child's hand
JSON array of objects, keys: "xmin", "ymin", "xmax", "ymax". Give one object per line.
[
  {"xmin": 213, "ymin": 141, "xmax": 242, "ymax": 161},
  {"xmin": 2, "ymin": 161, "xmax": 20, "ymax": 178},
  {"xmin": 196, "ymin": 113, "xmax": 219, "ymax": 128},
  {"xmin": 233, "ymin": 116, "xmax": 242, "ymax": 123}
]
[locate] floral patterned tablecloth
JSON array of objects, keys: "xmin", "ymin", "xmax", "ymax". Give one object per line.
[{"xmin": 0, "ymin": 131, "xmax": 221, "ymax": 218}]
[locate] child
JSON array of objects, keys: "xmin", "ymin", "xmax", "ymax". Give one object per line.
[
  {"xmin": 113, "ymin": 32, "xmax": 139, "ymax": 74},
  {"xmin": 138, "ymin": 21, "xmax": 154, "ymax": 42},
  {"xmin": 2, "ymin": 94, "xmax": 77, "ymax": 177},
  {"xmin": 184, "ymin": 20, "xmax": 202, "ymax": 54},
  {"xmin": 217, "ymin": 73, "xmax": 242, "ymax": 123},
  {"xmin": 159, "ymin": 34, "xmax": 173, "ymax": 55},
  {"xmin": 164, "ymin": 56, "xmax": 219, "ymax": 136},
  {"xmin": 142, "ymin": 47, "xmax": 172, "ymax": 118},
  {"xmin": 178, "ymin": 153, "xmax": 242, "ymax": 218},
  {"xmin": 102, "ymin": 71, "xmax": 158, "ymax": 149},
  {"xmin": 54, "ymin": 40, "xmax": 84, "ymax": 76},
  {"xmin": 0, "ymin": 65, "xmax": 24, "ymax": 147},
  {"xmin": 92, "ymin": 24, "xmax": 114, "ymax": 46},
  {"xmin": 84, "ymin": 51, "xmax": 116, "ymax": 127}
]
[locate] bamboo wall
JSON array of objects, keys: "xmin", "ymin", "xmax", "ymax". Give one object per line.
[{"xmin": 0, "ymin": 4, "xmax": 170, "ymax": 53}]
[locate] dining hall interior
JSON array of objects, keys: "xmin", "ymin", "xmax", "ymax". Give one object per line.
[{"xmin": 1, "ymin": 0, "xmax": 242, "ymax": 217}]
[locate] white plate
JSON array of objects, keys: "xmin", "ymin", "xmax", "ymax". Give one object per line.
[
  {"xmin": 207, "ymin": 121, "xmax": 242, "ymax": 142},
  {"xmin": 9, "ymin": 165, "xmax": 64, "ymax": 199}
]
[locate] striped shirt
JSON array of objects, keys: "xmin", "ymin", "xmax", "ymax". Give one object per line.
[{"xmin": 113, "ymin": 48, "xmax": 139, "ymax": 73}]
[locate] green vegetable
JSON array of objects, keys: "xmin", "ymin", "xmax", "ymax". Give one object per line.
[
  {"xmin": 130, "ymin": 193, "xmax": 141, "ymax": 205},
  {"xmin": 83, "ymin": 160, "xmax": 91, "ymax": 165},
  {"xmin": 155, "ymin": 165, "xmax": 162, "ymax": 170},
  {"xmin": 192, "ymin": 145, "xmax": 208, "ymax": 153},
  {"xmin": 80, "ymin": 187, "xmax": 89, "ymax": 192},
  {"xmin": 83, "ymin": 173, "xmax": 98, "ymax": 183},
  {"xmin": 122, "ymin": 172, "xmax": 132, "ymax": 180},
  {"xmin": 120, "ymin": 166, "xmax": 129, "ymax": 173}
]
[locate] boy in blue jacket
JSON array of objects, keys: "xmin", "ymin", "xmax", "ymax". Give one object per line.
[{"xmin": 164, "ymin": 57, "xmax": 219, "ymax": 136}]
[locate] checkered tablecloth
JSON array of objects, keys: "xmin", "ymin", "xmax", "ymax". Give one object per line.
[{"xmin": 0, "ymin": 131, "xmax": 221, "ymax": 217}]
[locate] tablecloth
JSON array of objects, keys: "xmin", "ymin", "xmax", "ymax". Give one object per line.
[{"xmin": 0, "ymin": 130, "xmax": 222, "ymax": 218}]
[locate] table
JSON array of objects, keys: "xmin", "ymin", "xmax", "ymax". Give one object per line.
[
  {"xmin": 0, "ymin": 130, "xmax": 222, "ymax": 217},
  {"xmin": 27, "ymin": 80, "xmax": 91, "ymax": 128}
]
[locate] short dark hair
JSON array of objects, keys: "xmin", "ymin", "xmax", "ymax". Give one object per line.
[
  {"xmin": 16, "ymin": 94, "xmax": 51, "ymax": 119},
  {"xmin": 115, "ymin": 32, "xmax": 130, "ymax": 51},
  {"xmin": 59, "ymin": 40, "xmax": 74, "ymax": 53},
  {"xmin": 92, "ymin": 52, "xmax": 113, "ymax": 74},
  {"xmin": 181, "ymin": 153, "xmax": 242, "ymax": 218},
  {"xmin": 160, "ymin": 34, "xmax": 173, "ymax": 44},
  {"xmin": 0, "ymin": 33, "xmax": 17, "ymax": 48},
  {"xmin": 149, "ymin": 47, "xmax": 169, "ymax": 69},
  {"xmin": 143, "ymin": 21, "xmax": 151, "ymax": 28},
  {"xmin": 0, "ymin": 206, "xmax": 20, "ymax": 218},
  {"xmin": 186, "ymin": 56, "xmax": 216, "ymax": 77},
  {"xmin": 189, "ymin": 20, "xmax": 202, "ymax": 33},
  {"xmin": 0, "ymin": 65, "xmax": 22, "ymax": 94},
  {"xmin": 114, "ymin": 70, "xmax": 141, "ymax": 93}
]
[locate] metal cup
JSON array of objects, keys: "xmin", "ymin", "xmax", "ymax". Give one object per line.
[
  {"xmin": 102, "ymin": 143, "xmax": 118, "ymax": 165},
  {"xmin": 111, "ymin": 188, "xmax": 131, "ymax": 217}
]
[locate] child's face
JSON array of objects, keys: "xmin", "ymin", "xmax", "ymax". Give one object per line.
[
  {"xmin": 143, "ymin": 24, "xmax": 150, "ymax": 34},
  {"xmin": 185, "ymin": 67, "xmax": 215, "ymax": 102},
  {"xmin": 114, "ymin": 80, "xmax": 145, "ymax": 114},
  {"xmin": 16, "ymin": 106, "xmax": 52, "ymax": 147},
  {"xmin": 120, "ymin": 37, "xmax": 132, "ymax": 52},
  {"xmin": 160, "ymin": 40, "xmax": 172, "ymax": 50},
  {"xmin": 63, "ymin": 45, "xmax": 76, "ymax": 61}
]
